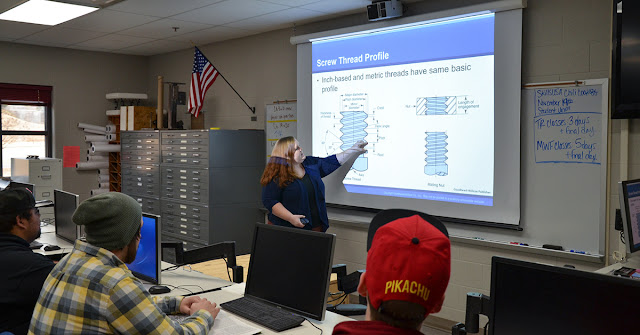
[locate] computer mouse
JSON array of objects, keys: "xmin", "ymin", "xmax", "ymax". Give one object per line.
[
  {"xmin": 44, "ymin": 245, "xmax": 61, "ymax": 251},
  {"xmin": 149, "ymin": 285, "xmax": 171, "ymax": 294}
]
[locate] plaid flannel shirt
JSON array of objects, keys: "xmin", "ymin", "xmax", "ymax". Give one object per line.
[{"xmin": 29, "ymin": 240, "xmax": 214, "ymax": 334}]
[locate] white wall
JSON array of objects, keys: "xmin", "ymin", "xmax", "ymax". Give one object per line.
[{"xmin": 0, "ymin": 42, "xmax": 148, "ymax": 200}]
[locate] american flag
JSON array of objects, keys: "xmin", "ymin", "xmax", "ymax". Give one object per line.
[{"xmin": 188, "ymin": 47, "xmax": 219, "ymax": 118}]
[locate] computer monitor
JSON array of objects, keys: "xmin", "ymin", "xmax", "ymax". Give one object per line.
[
  {"xmin": 127, "ymin": 213, "xmax": 161, "ymax": 284},
  {"xmin": 54, "ymin": 189, "xmax": 79, "ymax": 243},
  {"xmin": 619, "ymin": 178, "xmax": 640, "ymax": 253},
  {"xmin": 489, "ymin": 256, "xmax": 640, "ymax": 335},
  {"xmin": 245, "ymin": 224, "xmax": 336, "ymax": 321},
  {"xmin": 8, "ymin": 180, "xmax": 34, "ymax": 194}
]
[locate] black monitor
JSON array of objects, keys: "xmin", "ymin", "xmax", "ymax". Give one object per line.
[
  {"xmin": 127, "ymin": 213, "xmax": 161, "ymax": 284},
  {"xmin": 619, "ymin": 178, "xmax": 640, "ymax": 253},
  {"xmin": 489, "ymin": 256, "xmax": 640, "ymax": 335},
  {"xmin": 8, "ymin": 180, "xmax": 34, "ymax": 194},
  {"xmin": 53, "ymin": 190, "xmax": 79, "ymax": 243},
  {"xmin": 245, "ymin": 224, "xmax": 336, "ymax": 321}
]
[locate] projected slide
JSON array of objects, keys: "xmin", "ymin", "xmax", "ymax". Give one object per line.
[{"xmin": 312, "ymin": 14, "xmax": 495, "ymax": 206}]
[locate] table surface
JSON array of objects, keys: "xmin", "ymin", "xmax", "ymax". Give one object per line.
[
  {"xmin": 200, "ymin": 283, "xmax": 354, "ymax": 335},
  {"xmin": 156, "ymin": 262, "xmax": 354, "ymax": 334}
]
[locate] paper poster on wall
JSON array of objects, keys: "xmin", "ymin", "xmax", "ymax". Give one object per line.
[
  {"xmin": 63, "ymin": 146, "xmax": 80, "ymax": 168},
  {"xmin": 265, "ymin": 102, "xmax": 297, "ymax": 160}
]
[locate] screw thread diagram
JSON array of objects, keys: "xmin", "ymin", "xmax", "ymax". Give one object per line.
[
  {"xmin": 417, "ymin": 96, "xmax": 457, "ymax": 115},
  {"xmin": 425, "ymin": 132, "xmax": 448, "ymax": 176},
  {"xmin": 340, "ymin": 111, "xmax": 368, "ymax": 171}
]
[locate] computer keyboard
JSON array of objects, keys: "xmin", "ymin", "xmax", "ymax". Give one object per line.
[{"xmin": 221, "ymin": 297, "xmax": 304, "ymax": 332}]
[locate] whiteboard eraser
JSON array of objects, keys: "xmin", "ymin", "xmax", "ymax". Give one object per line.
[{"xmin": 542, "ymin": 244, "xmax": 564, "ymax": 251}]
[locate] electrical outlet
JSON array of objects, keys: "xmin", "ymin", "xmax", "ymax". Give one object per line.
[{"xmin": 251, "ymin": 116, "xmax": 257, "ymax": 121}]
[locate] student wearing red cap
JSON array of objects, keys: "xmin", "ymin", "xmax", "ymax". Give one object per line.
[{"xmin": 332, "ymin": 209, "xmax": 451, "ymax": 334}]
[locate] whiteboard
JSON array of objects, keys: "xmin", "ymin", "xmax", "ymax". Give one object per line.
[
  {"xmin": 443, "ymin": 79, "xmax": 608, "ymax": 256},
  {"xmin": 265, "ymin": 102, "xmax": 297, "ymax": 160}
]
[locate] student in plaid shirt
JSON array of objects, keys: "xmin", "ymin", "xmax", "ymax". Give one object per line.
[{"xmin": 29, "ymin": 192, "xmax": 220, "ymax": 334}]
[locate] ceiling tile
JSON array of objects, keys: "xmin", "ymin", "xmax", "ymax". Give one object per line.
[
  {"xmin": 67, "ymin": 44, "xmax": 113, "ymax": 53},
  {"xmin": 301, "ymin": 0, "xmax": 370, "ymax": 14},
  {"xmin": 119, "ymin": 39, "xmax": 192, "ymax": 56},
  {"xmin": 173, "ymin": 0, "xmax": 288, "ymax": 25},
  {"xmin": 119, "ymin": 18, "xmax": 213, "ymax": 39},
  {"xmin": 74, "ymin": 33, "xmax": 155, "ymax": 50},
  {"xmin": 109, "ymin": 0, "xmax": 224, "ymax": 18},
  {"xmin": 258, "ymin": 0, "xmax": 322, "ymax": 6},
  {"xmin": 58, "ymin": 8, "xmax": 158, "ymax": 33},
  {"xmin": 167, "ymin": 25, "xmax": 254, "ymax": 45},
  {"xmin": 0, "ymin": 20, "xmax": 48, "ymax": 40},
  {"xmin": 18, "ymin": 27, "xmax": 105, "ymax": 46},
  {"xmin": 225, "ymin": 7, "xmax": 326, "ymax": 32}
]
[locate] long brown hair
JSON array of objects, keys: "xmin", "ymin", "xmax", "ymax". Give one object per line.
[{"xmin": 260, "ymin": 136, "xmax": 298, "ymax": 188}]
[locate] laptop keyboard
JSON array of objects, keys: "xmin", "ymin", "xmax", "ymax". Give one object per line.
[{"xmin": 221, "ymin": 297, "xmax": 305, "ymax": 332}]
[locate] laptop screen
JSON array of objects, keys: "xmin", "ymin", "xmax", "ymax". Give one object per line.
[
  {"xmin": 127, "ymin": 213, "xmax": 161, "ymax": 284},
  {"xmin": 54, "ymin": 190, "xmax": 79, "ymax": 243},
  {"xmin": 244, "ymin": 224, "xmax": 336, "ymax": 321}
]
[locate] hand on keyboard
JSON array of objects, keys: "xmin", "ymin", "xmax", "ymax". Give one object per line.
[{"xmin": 188, "ymin": 297, "xmax": 220, "ymax": 319}]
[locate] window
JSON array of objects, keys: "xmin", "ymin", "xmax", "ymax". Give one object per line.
[{"xmin": 0, "ymin": 83, "xmax": 52, "ymax": 176}]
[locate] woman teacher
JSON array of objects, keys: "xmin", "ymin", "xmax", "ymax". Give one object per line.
[{"xmin": 261, "ymin": 136, "xmax": 367, "ymax": 232}]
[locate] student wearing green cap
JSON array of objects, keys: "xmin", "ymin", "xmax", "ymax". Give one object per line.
[{"xmin": 29, "ymin": 192, "xmax": 220, "ymax": 335}]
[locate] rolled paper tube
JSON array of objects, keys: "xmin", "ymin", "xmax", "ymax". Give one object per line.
[
  {"xmin": 106, "ymin": 110, "xmax": 120, "ymax": 116},
  {"xmin": 84, "ymin": 135, "xmax": 107, "ymax": 142},
  {"xmin": 98, "ymin": 174, "xmax": 109, "ymax": 183},
  {"xmin": 87, "ymin": 155, "xmax": 107, "ymax": 161},
  {"xmin": 98, "ymin": 182, "xmax": 110, "ymax": 189},
  {"xmin": 91, "ymin": 144, "xmax": 120, "ymax": 153},
  {"xmin": 76, "ymin": 161, "xmax": 109, "ymax": 170},
  {"xmin": 91, "ymin": 188, "xmax": 109, "ymax": 196},
  {"xmin": 77, "ymin": 123, "xmax": 106, "ymax": 132},
  {"xmin": 97, "ymin": 169, "xmax": 109, "ymax": 175},
  {"xmin": 105, "ymin": 124, "xmax": 116, "ymax": 133},
  {"xmin": 88, "ymin": 152, "xmax": 108, "ymax": 157},
  {"xmin": 83, "ymin": 128, "xmax": 107, "ymax": 135}
]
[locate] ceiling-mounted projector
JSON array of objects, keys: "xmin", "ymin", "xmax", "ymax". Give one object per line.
[{"xmin": 367, "ymin": 0, "xmax": 403, "ymax": 21}]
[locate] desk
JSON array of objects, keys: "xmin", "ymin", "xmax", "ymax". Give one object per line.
[
  {"xmin": 161, "ymin": 261, "xmax": 354, "ymax": 334},
  {"xmin": 199, "ymin": 283, "xmax": 354, "ymax": 335},
  {"xmin": 32, "ymin": 230, "xmax": 74, "ymax": 259},
  {"xmin": 159, "ymin": 261, "xmax": 232, "ymax": 296},
  {"xmin": 191, "ymin": 254, "xmax": 251, "ymax": 283},
  {"xmin": 595, "ymin": 257, "xmax": 640, "ymax": 275}
]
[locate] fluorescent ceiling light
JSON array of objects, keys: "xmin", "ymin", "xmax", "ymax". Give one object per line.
[{"xmin": 0, "ymin": 0, "xmax": 98, "ymax": 26}]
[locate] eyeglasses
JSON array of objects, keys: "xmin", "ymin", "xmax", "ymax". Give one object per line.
[{"xmin": 294, "ymin": 146, "xmax": 302, "ymax": 152}]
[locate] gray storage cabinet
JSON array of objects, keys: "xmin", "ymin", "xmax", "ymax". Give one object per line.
[
  {"xmin": 123, "ymin": 129, "xmax": 264, "ymax": 254},
  {"xmin": 121, "ymin": 130, "xmax": 161, "ymax": 214}
]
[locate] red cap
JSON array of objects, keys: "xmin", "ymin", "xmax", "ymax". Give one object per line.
[{"xmin": 366, "ymin": 214, "xmax": 451, "ymax": 315}]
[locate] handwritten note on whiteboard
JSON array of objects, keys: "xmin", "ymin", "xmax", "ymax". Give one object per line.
[
  {"xmin": 265, "ymin": 102, "xmax": 297, "ymax": 160},
  {"xmin": 533, "ymin": 85, "xmax": 602, "ymax": 164}
]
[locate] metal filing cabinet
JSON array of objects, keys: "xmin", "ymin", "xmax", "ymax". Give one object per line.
[
  {"xmin": 120, "ymin": 131, "xmax": 161, "ymax": 215},
  {"xmin": 11, "ymin": 157, "xmax": 62, "ymax": 221},
  {"xmin": 160, "ymin": 129, "xmax": 265, "ymax": 254}
]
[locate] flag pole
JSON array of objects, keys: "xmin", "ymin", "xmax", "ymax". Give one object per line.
[
  {"xmin": 215, "ymin": 71, "xmax": 256, "ymax": 114},
  {"xmin": 192, "ymin": 44, "xmax": 255, "ymax": 114}
]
